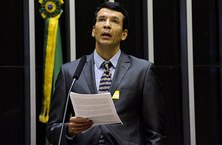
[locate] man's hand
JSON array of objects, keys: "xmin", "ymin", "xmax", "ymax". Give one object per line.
[{"xmin": 67, "ymin": 116, "xmax": 93, "ymax": 136}]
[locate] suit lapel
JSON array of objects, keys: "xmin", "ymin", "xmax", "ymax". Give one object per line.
[
  {"xmin": 82, "ymin": 52, "xmax": 130, "ymax": 95},
  {"xmin": 110, "ymin": 52, "xmax": 130, "ymax": 94},
  {"xmin": 83, "ymin": 54, "xmax": 98, "ymax": 94}
]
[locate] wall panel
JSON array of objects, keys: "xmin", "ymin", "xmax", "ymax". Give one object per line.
[{"xmin": 0, "ymin": 0, "xmax": 25, "ymax": 145}]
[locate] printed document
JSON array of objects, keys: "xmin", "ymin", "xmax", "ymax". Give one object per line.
[{"xmin": 70, "ymin": 92, "xmax": 123, "ymax": 126}]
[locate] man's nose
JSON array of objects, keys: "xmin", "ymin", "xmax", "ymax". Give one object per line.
[{"xmin": 103, "ymin": 19, "xmax": 111, "ymax": 28}]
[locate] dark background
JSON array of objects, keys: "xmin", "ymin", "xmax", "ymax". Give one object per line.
[{"xmin": 0, "ymin": 0, "xmax": 221, "ymax": 145}]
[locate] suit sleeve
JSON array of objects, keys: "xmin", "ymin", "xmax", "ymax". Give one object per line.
[
  {"xmin": 46, "ymin": 66, "xmax": 76, "ymax": 145},
  {"xmin": 143, "ymin": 63, "xmax": 166, "ymax": 145}
]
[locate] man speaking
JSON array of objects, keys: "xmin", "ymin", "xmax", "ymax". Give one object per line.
[{"xmin": 46, "ymin": 1, "xmax": 166, "ymax": 145}]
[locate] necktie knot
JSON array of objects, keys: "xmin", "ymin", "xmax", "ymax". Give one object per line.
[
  {"xmin": 101, "ymin": 61, "xmax": 112, "ymax": 75},
  {"xmin": 101, "ymin": 61, "xmax": 112, "ymax": 70},
  {"xmin": 99, "ymin": 61, "xmax": 112, "ymax": 93}
]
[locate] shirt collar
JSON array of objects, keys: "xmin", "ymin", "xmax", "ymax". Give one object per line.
[{"xmin": 94, "ymin": 49, "xmax": 121, "ymax": 69}]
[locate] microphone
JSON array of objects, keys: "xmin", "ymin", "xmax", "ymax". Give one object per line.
[
  {"xmin": 73, "ymin": 55, "xmax": 87, "ymax": 79},
  {"xmin": 58, "ymin": 55, "xmax": 86, "ymax": 145}
]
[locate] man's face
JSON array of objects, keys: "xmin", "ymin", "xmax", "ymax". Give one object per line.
[{"xmin": 92, "ymin": 8, "xmax": 128, "ymax": 47}]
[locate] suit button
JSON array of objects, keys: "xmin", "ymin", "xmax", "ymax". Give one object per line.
[{"xmin": 98, "ymin": 134, "xmax": 105, "ymax": 145}]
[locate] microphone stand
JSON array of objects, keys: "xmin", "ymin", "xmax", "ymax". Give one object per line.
[
  {"xmin": 57, "ymin": 55, "xmax": 86, "ymax": 145},
  {"xmin": 57, "ymin": 77, "xmax": 77, "ymax": 145}
]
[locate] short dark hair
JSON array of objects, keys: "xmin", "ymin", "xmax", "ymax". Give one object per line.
[{"xmin": 93, "ymin": 1, "xmax": 129, "ymax": 30}]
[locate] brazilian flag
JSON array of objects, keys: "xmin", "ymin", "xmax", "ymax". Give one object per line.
[{"xmin": 38, "ymin": 0, "xmax": 64, "ymax": 144}]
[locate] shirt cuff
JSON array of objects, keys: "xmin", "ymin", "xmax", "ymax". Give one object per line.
[{"xmin": 66, "ymin": 134, "xmax": 76, "ymax": 140}]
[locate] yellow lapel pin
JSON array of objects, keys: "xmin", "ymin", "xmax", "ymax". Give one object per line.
[{"xmin": 112, "ymin": 90, "xmax": 120, "ymax": 100}]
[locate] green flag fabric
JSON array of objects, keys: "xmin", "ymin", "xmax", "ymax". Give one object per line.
[
  {"xmin": 39, "ymin": 0, "xmax": 63, "ymax": 124},
  {"xmin": 38, "ymin": 0, "xmax": 64, "ymax": 144}
]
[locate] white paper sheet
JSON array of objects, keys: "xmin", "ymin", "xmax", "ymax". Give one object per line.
[{"xmin": 70, "ymin": 92, "xmax": 123, "ymax": 126}]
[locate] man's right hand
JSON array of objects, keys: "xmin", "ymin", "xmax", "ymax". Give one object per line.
[{"xmin": 67, "ymin": 116, "xmax": 93, "ymax": 136}]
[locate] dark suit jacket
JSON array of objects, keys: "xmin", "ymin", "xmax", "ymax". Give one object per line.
[{"xmin": 46, "ymin": 52, "xmax": 166, "ymax": 145}]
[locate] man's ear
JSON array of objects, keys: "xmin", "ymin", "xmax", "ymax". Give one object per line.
[
  {"xmin": 92, "ymin": 26, "xmax": 95, "ymax": 37},
  {"xmin": 121, "ymin": 29, "xmax": 128, "ymax": 40}
]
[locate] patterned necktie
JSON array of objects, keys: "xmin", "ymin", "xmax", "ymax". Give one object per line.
[
  {"xmin": 98, "ymin": 61, "xmax": 112, "ymax": 145},
  {"xmin": 98, "ymin": 61, "xmax": 112, "ymax": 93}
]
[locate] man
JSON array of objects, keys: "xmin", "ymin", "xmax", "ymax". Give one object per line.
[{"xmin": 47, "ymin": 1, "xmax": 166, "ymax": 145}]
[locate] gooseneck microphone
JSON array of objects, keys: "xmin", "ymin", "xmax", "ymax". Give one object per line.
[
  {"xmin": 73, "ymin": 55, "xmax": 87, "ymax": 79},
  {"xmin": 58, "ymin": 55, "xmax": 87, "ymax": 145}
]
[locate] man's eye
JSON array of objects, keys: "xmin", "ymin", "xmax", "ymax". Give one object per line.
[
  {"xmin": 112, "ymin": 19, "xmax": 119, "ymax": 24},
  {"xmin": 98, "ymin": 18, "xmax": 105, "ymax": 22}
]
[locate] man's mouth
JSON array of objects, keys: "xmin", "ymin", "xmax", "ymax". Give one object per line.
[{"xmin": 101, "ymin": 32, "xmax": 112, "ymax": 37}]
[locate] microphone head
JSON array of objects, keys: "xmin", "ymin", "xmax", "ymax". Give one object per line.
[{"xmin": 73, "ymin": 55, "xmax": 86, "ymax": 80}]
